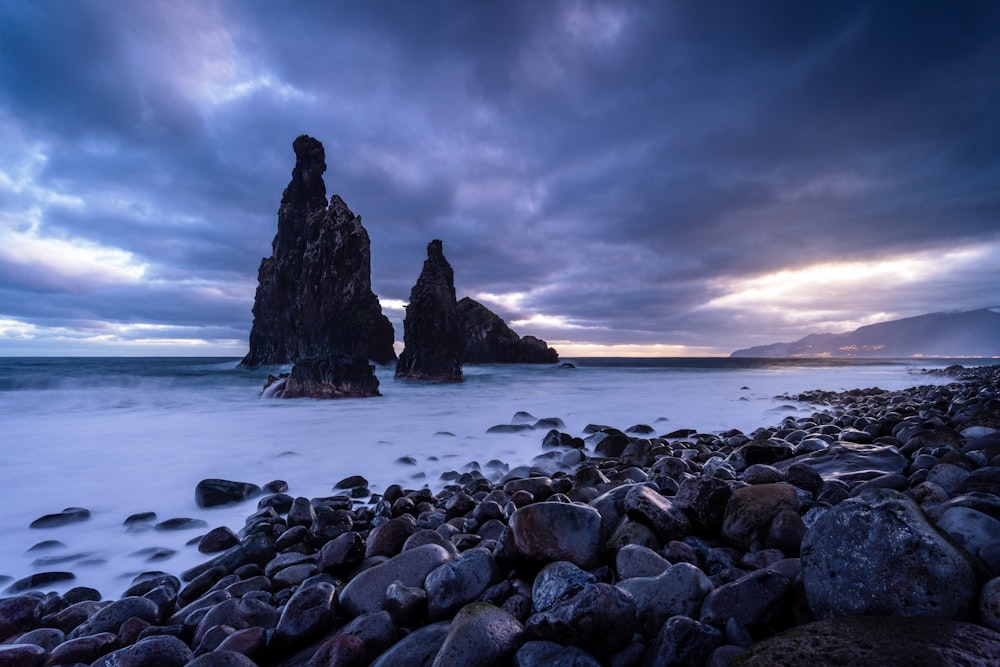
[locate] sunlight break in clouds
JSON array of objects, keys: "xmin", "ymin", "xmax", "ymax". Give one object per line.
[
  {"xmin": 700, "ymin": 242, "xmax": 999, "ymax": 333},
  {"xmin": 0, "ymin": 229, "xmax": 147, "ymax": 291}
]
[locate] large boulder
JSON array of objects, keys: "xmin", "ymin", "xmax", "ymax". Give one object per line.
[
  {"xmin": 735, "ymin": 616, "xmax": 1000, "ymax": 665},
  {"xmin": 263, "ymin": 356, "xmax": 380, "ymax": 399},
  {"xmin": 195, "ymin": 479, "xmax": 262, "ymax": 508},
  {"xmin": 240, "ymin": 135, "xmax": 395, "ymax": 369},
  {"xmin": 801, "ymin": 489, "xmax": 979, "ymax": 620},
  {"xmin": 396, "ymin": 240, "xmax": 464, "ymax": 382},
  {"xmin": 457, "ymin": 297, "xmax": 558, "ymax": 363},
  {"xmin": 508, "ymin": 503, "xmax": 605, "ymax": 570}
]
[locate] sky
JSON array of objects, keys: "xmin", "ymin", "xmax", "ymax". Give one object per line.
[{"xmin": 1, "ymin": 1, "xmax": 998, "ymax": 357}]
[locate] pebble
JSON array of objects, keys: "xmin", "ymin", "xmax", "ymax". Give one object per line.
[{"xmin": 1, "ymin": 364, "xmax": 998, "ymax": 666}]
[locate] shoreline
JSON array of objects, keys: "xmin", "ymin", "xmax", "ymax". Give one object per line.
[{"xmin": 2, "ymin": 364, "xmax": 999, "ymax": 665}]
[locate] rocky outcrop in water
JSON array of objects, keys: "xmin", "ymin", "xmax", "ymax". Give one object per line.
[
  {"xmin": 262, "ymin": 357, "xmax": 381, "ymax": 399},
  {"xmin": 458, "ymin": 297, "xmax": 559, "ymax": 364},
  {"xmin": 395, "ymin": 240, "xmax": 463, "ymax": 382},
  {"xmin": 240, "ymin": 135, "xmax": 395, "ymax": 370}
]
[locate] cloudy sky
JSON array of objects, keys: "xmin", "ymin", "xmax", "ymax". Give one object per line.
[{"xmin": 1, "ymin": 1, "xmax": 998, "ymax": 357}]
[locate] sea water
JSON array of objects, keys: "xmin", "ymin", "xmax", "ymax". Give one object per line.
[{"xmin": 0, "ymin": 356, "xmax": 980, "ymax": 598}]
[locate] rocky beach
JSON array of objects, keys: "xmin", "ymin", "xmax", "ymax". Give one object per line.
[{"xmin": 2, "ymin": 363, "xmax": 1000, "ymax": 666}]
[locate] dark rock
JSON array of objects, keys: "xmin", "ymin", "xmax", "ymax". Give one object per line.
[
  {"xmin": 187, "ymin": 651, "xmax": 260, "ymax": 667},
  {"xmin": 365, "ymin": 516, "xmax": 416, "ymax": 558},
  {"xmin": 700, "ymin": 568, "xmax": 794, "ymax": 631},
  {"xmin": 13, "ymin": 627, "xmax": 63, "ymax": 651},
  {"xmin": 642, "ymin": 615, "xmax": 724, "ymax": 667},
  {"xmin": 28, "ymin": 506, "xmax": 90, "ymax": 529},
  {"xmin": 94, "ymin": 635, "xmax": 195, "ymax": 667},
  {"xmin": 200, "ymin": 526, "xmax": 240, "ymax": 554},
  {"xmin": 615, "ymin": 544, "xmax": 671, "ymax": 580},
  {"xmin": 196, "ymin": 479, "xmax": 262, "ymax": 508},
  {"xmin": 369, "ymin": 621, "xmax": 450, "ymax": 667},
  {"xmin": 775, "ymin": 442, "xmax": 909, "ymax": 484},
  {"xmin": 624, "ymin": 484, "xmax": 691, "ymax": 542},
  {"xmin": 721, "ymin": 483, "xmax": 800, "ymax": 551},
  {"xmin": 617, "ymin": 562, "xmax": 713, "ymax": 638},
  {"xmin": 509, "ymin": 502, "xmax": 605, "ymax": 570},
  {"xmin": 4, "ymin": 571, "xmax": 74, "ymax": 593},
  {"xmin": 432, "ymin": 603, "xmax": 523, "ymax": 667},
  {"xmin": 269, "ymin": 356, "xmax": 381, "ymax": 399},
  {"xmin": 339, "ymin": 544, "xmax": 452, "ymax": 616},
  {"xmin": 383, "ymin": 580, "xmax": 427, "ymax": 627},
  {"xmin": 673, "ymin": 476, "xmax": 733, "ymax": 535},
  {"xmin": 45, "ymin": 631, "xmax": 118, "ymax": 666},
  {"xmin": 801, "ymin": 489, "xmax": 978, "ymax": 619},
  {"xmin": 273, "ymin": 581, "xmax": 337, "ymax": 648},
  {"xmin": 426, "ymin": 547, "xmax": 501, "ymax": 619},
  {"xmin": 395, "ymin": 240, "xmax": 463, "ymax": 382},
  {"xmin": 319, "ymin": 531, "xmax": 366, "ymax": 573},
  {"xmin": 155, "ymin": 517, "xmax": 208, "ymax": 531},
  {"xmin": 67, "ymin": 596, "xmax": 160, "ymax": 639},
  {"xmin": 0, "ymin": 644, "xmax": 45, "ymax": 667},
  {"xmin": 524, "ymin": 583, "xmax": 636, "ymax": 658},
  {"xmin": 241, "ymin": 134, "xmax": 395, "ymax": 369},
  {"xmin": 192, "ymin": 598, "xmax": 280, "ymax": 647},
  {"xmin": 735, "ymin": 615, "xmax": 1000, "ymax": 666},
  {"xmin": 982, "ymin": 576, "xmax": 1000, "ymax": 632},
  {"xmin": 531, "ymin": 561, "xmax": 595, "ymax": 614},
  {"xmin": 0, "ymin": 595, "xmax": 44, "ymax": 640},
  {"xmin": 457, "ymin": 297, "xmax": 558, "ymax": 363},
  {"xmin": 310, "ymin": 634, "xmax": 368, "ymax": 667},
  {"xmin": 330, "ymin": 610, "xmax": 399, "ymax": 662},
  {"xmin": 515, "ymin": 640, "xmax": 602, "ymax": 666}
]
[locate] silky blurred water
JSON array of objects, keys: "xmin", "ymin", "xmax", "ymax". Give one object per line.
[{"xmin": 0, "ymin": 356, "xmax": 975, "ymax": 598}]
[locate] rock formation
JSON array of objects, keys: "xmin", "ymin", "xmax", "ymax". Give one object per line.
[
  {"xmin": 261, "ymin": 357, "xmax": 382, "ymax": 399},
  {"xmin": 458, "ymin": 297, "xmax": 559, "ymax": 363},
  {"xmin": 395, "ymin": 240, "xmax": 463, "ymax": 382},
  {"xmin": 240, "ymin": 135, "xmax": 395, "ymax": 369}
]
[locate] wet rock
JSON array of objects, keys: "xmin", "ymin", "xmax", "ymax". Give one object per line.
[
  {"xmin": 615, "ymin": 544, "xmax": 671, "ymax": 580},
  {"xmin": 45, "ymin": 631, "xmax": 118, "ymax": 665},
  {"xmin": 801, "ymin": 489, "xmax": 978, "ymax": 619},
  {"xmin": 275, "ymin": 356, "xmax": 382, "ymax": 399},
  {"xmin": 331, "ymin": 610, "xmax": 399, "ymax": 662},
  {"xmin": 509, "ymin": 502, "xmax": 605, "ymax": 570},
  {"xmin": 13, "ymin": 627, "xmax": 63, "ymax": 652},
  {"xmin": 515, "ymin": 640, "xmax": 601, "ymax": 666},
  {"xmin": 5, "ymin": 571, "xmax": 75, "ymax": 593},
  {"xmin": 617, "ymin": 562, "xmax": 713, "ymax": 638},
  {"xmin": 366, "ymin": 517, "xmax": 416, "ymax": 558},
  {"xmin": 273, "ymin": 581, "xmax": 337, "ymax": 648},
  {"xmin": 982, "ymin": 577, "xmax": 1000, "ymax": 633},
  {"xmin": 524, "ymin": 583, "xmax": 636, "ymax": 658},
  {"xmin": 339, "ymin": 544, "xmax": 452, "ymax": 616},
  {"xmin": 426, "ymin": 547, "xmax": 501, "ymax": 619},
  {"xmin": 432, "ymin": 603, "xmax": 523, "ymax": 667},
  {"xmin": 721, "ymin": 483, "xmax": 800, "ymax": 550},
  {"xmin": 0, "ymin": 644, "xmax": 45, "ymax": 667},
  {"xmin": 214, "ymin": 626, "xmax": 267, "ymax": 661},
  {"xmin": 395, "ymin": 240, "xmax": 463, "ymax": 383},
  {"xmin": 369, "ymin": 621, "xmax": 450, "ymax": 667},
  {"xmin": 531, "ymin": 561, "xmax": 596, "ymax": 614},
  {"xmin": 673, "ymin": 477, "xmax": 733, "ymax": 534},
  {"xmin": 196, "ymin": 479, "xmax": 262, "ymax": 508},
  {"xmin": 624, "ymin": 484, "xmax": 691, "ymax": 542},
  {"xmin": 187, "ymin": 651, "xmax": 260, "ymax": 667},
  {"xmin": 735, "ymin": 615, "xmax": 1000, "ymax": 665},
  {"xmin": 92, "ymin": 635, "xmax": 194, "ymax": 667},
  {"xmin": 29, "ymin": 507, "xmax": 90, "ymax": 529},
  {"xmin": 192, "ymin": 597, "xmax": 280, "ymax": 647},
  {"xmin": 383, "ymin": 581, "xmax": 427, "ymax": 627},
  {"xmin": 0, "ymin": 595, "xmax": 44, "ymax": 639},
  {"xmin": 776, "ymin": 443, "xmax": 909, "ymax": 484},
  {"xmin": 310, "ymin": 633, "xmax": 368, "ymax": 667},
  {"xmin": 936, "ymin": 506, "xmax": 1000, "ymax": 575},
  {"xmin": 199, "ymin": 526, "xmax": 240, "ymax": 554},
  {"xmin": 67, "ymin": 596, "xmax": 160, "ymax": 639},
  {"xmin": 642, "ymin": 615, "xmax": 724, "ymax": 667},
  {"xmin": 700, "ymin": 568, "xmax": 794, "ymax": 631}
]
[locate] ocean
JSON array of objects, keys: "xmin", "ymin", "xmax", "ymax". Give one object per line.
[{"xmin": 0, "ymin": 356, "xmax": 983, "ymax": 598}]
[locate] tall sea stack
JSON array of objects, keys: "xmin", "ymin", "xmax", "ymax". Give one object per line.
[
  {"xmin": 395, "ymin": 240, "xmax": 463, "ymax": 382},
  {"xmin": 240, "ymin": 136, "xmax": 395, "ymax": 370}
]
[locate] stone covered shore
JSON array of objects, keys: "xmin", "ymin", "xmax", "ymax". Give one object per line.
[{"xmin": 2, "ymin": 365, "xmax": 1000, "ymax": 666}]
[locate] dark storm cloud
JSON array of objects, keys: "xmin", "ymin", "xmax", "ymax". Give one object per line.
[{"xmin": 0, "ymin": 0, "xmax": 998, "ymax": 353}]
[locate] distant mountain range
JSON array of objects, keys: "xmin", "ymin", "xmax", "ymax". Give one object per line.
[{"xmin": 730, "ymin": 309, "xmax": 1000, "ymax": 358}]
